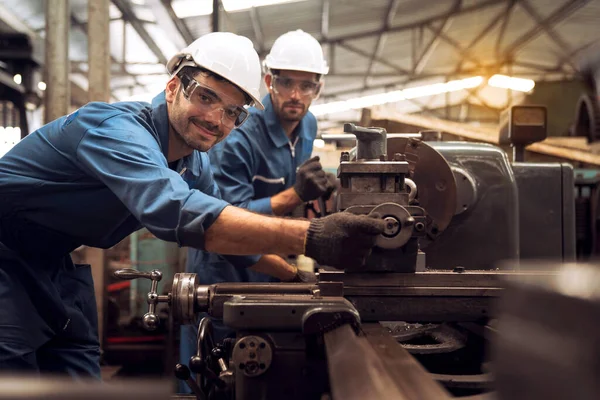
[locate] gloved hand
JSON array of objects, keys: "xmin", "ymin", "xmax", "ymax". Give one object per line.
[
  {"xmin": 290, "ymin": 269, "xmax": 317, "ymax": 283},
  {"xmin": 294, "ymin": 156, "xmax": 329, "ymax": 202},
  {"xmin": 304, "ymin": 212, "xmax": 386, "ymax": 271},
  {"xmin": 323, "ymin": 172, "xmax": 340, "ymax": 200}
]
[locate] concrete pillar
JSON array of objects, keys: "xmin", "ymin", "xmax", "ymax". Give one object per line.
[
  {"xmin": 88, "ymin": 0, "xmax": 111, "ymax": 102},
  {"xmin": 44, "ymin": 0, "xmax": 70, "ymax": 123}
]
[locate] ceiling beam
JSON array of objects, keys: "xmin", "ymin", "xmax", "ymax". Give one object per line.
[
  {"xmin": 519, "ymin": 0, "xmax": 580, "ymax": 71},
  {"xmin": 322, "ymin": 0, "xmax": 505, "ymax": 45},
  {"xmin": 111, "ymin": 0, "xmax": 168, "ymax": 65},
  {"xmin": 158, "ymin": 0, "xmax": 195, "ymax": 45},
  {"xmin": 249, "ymin": 7, "xmax": 265, "ymax": 53},
  {"xmin": 503, "ymin": 0, "xmax": 590, "ymax": 58},
  {"xmin": 413, "ymin": 10, "xmax": 455, "ymax": 75},
  {"xmin": 495, "ymin": 0, "xmax": 516, "ymax": 59},
  {"xmin": 362, "ymin": 0, "xmax": 401, "ymax": 87},
  {"xmin": 337, "ymin": 41, "xmax": 410, "ymax": 76}
]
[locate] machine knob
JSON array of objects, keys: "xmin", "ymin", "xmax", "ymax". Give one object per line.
[{"xmin": 142, "ymin": 312, "xmax": 159, "ymax": 331}]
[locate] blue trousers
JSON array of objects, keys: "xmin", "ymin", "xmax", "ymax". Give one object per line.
[{"xmin": 0, "ymin": 244, "xmax": 101, "ymax": 378}]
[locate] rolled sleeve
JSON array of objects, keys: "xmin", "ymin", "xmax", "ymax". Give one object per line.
[
  {"xmin": 247, "ymin": 197, "xmax": 272, "ymax": 214},
  {"xmin": 75, "ymin": 115, "xmax": 228, "ymax": 249}
]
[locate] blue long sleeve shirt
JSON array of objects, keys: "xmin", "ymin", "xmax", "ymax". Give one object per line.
[{"xmin": 0, "ymin": 91, "xmax": 258, "ymax": 263}]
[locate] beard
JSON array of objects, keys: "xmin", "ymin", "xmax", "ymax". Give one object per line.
[{"xmin": 277, "ymin": 99, "xmax": 308, "ymax": 122}]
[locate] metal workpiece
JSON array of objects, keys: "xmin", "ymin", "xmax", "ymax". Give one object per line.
[
  {"xmin": 232, "ymin": 336, "xmax": 273, "ymax": 378},
  {"xmin": 343, "ymin": 123, "xmax": 387, "ymax": 160},
  {"xmin": 371, "ymin": 202, "xmax": 415, "ymax": 249}
]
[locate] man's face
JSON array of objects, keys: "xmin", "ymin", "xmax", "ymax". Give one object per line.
[
  {"xmin": 267, "ymin": 70, "xmax": 321, "ymax": 123},
  {"xmin": 165, "ymin": 72, "xmax": 247, "ymax": 152}
]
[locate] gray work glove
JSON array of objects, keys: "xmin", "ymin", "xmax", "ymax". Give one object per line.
[
  {"xmin": 294, "ymin": 156, "xmax": 329, "ymax": 202},
  {"xmin": 304, "ymin": 212, "xmax": 386, "ymax": 271},
  {"xmin": 290, "ymin": 269, "xmax": 317, "ymax": 283},
  {"xmin": 323, "ymin": 172, "xmax": 340, "ymax": 201}
]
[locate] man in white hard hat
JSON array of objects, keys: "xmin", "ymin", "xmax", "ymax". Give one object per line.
[
  {"xmin": 0, "ymin": 32, "xmax": 384, "ymax": 377},
  {"xmin": 178, "ymin": 29, "xmax": 337, "ymax": 381},
  {"xmin": 186, "ymin": 30, "xmax": 335, "ymax": 284}
]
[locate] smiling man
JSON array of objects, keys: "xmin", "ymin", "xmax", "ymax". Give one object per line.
[{"xmin": 0, "ymin": 32, "xmax": 385, "ymax": 377}]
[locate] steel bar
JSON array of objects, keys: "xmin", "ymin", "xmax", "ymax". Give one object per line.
[
  {"xmin": 324, "ymin": 324, "xmax": 409, "ymax": 400},
  {"xmin": 362, "ymin": 323, "xmax": 452, "ymax": 399}
]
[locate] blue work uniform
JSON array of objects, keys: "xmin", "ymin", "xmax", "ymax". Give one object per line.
[
  {"xmin": 0, "ymin": 92, "xmax": 257, "ymax": 377},
  {"xmin": 179, "ymin": 95, "xmax": 316, "ymax": 384}
]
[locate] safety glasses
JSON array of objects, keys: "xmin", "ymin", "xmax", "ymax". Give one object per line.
[
  {"xmin": 180, "ymin": 74, "xmax": 250, "ymax": 128},
  {"xmin": 271, "ymin": 75, "xmax": 322, "ymax": 98}
]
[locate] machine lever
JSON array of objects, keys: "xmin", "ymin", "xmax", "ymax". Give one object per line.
[
  {"xmin": 175, "ymin": 363, "xmax": 207, "ymax": 400},
  {"xmin": 114, "ymin": 268, "xmax": 164, "ymax": 331}
]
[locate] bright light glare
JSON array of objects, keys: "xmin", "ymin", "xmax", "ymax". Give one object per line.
[
  {"xmin": 13, "ymin": 74, "xmax": 22, "ymax": 85},
  {"xmin": 488, "ymin": 74, "xmax": 535, "ymax": 92},
  {"xmin": 172, "ymin": 0, "xmax": 306, "ymax": 18},
  {"xmin": 313, "ymin": 139, "xmax": 325, "ymax": 148},
  {"xmin": 310, "ymin": 76, "xmax": 484, "ymax": 117},
  {"xmin": 38, "ymin": 81, "xmax": 47, "ymax": 91}
]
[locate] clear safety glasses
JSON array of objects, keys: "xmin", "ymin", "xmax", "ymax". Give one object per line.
[
  {"xmin": 271, "ymin": 75, "xmax": 322, "ymax": 98},
  {"xmin": 180, "ymin": 74, "xmax": 250, "ymax": 129}
]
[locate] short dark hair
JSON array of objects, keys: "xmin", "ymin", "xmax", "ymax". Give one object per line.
[
  {"xmin": 270, "ymin": 68, "xmax": 322, "ymax": 82},
  {"xmin": 177, "ymin": 66, "xmax": 252, "ymax": 105}
]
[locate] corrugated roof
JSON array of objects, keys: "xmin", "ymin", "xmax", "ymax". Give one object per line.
[{"xmin": 0, "ymin": 0, "xmax": 598, "ymax": 117}]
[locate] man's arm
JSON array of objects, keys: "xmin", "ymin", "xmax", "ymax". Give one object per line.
[
  {"xmin": 204, "ymin": 206, "xmax": 386, "ymax": 271},
  {"xmin": 249, "ymin": 254, "xmax": 298, "ymax": 281},
  {"xmin": 205, "ymin": 206, "xmax": 308, "ymax": 256},
  {"xmin": 270, "ymin": 187, "xmax": 303, "ymax": 216}
]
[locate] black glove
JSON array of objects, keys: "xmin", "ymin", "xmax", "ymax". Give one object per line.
[
  {"xmin": 294, "ymin": 156, "xmax": 329, "ymax": 202},
  {"xmin": 290, "ymin": 269, "xmax": 317, "ymax": 283},
  {"xmin": 323, "ymin": 172, "xmax": 340, "ymax": 201},
  {"xmin": 304, "ymin": 212, "xmax": 386, "ymax": 271}
]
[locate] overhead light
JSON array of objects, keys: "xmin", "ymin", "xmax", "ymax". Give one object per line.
[
  {"xmin": 13, "ymin": 74, "xmax": 22, "ymax": 85},
  {"xmin": 171, "ymin": 0, "xmax": 307, "ymax": 18},
  {"xmin": 310, "ymin": 76, "xmax": 484, "ymax": 117},
  {"xmin": 488, "ymin": 74, "xmax": 535, "ymax": 92},
  {"xmin": 38, "ymin": 81, "xmax": 47, "ymax": 91}
]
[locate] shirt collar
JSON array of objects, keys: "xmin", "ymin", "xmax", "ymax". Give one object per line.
[
  {"xmin": 151, "ymin": 91, "xmax": 170, "ymax": 159},
  {"xmin": 262, "ymin": 94, "xmax": 312, "ymax": 148},
  {"xmin": 151, "ymin": 91, "xmax": 201, "ymax": 177}
]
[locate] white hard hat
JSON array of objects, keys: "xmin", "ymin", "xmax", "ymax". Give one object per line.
[
  {"xmin": 264, "ymin": 29, "xmax": 329, "ymax": 75},
  {"xmin": 166, "ymin": 32, "xmax": 264, "ymax": 110}
]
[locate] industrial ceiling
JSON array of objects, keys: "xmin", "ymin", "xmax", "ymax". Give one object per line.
[{"xmin": 0, "ymin": 0, "xmax": 598, "ymax": 128}]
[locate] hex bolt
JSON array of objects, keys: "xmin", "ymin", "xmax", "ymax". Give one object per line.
[
  {"xmin": 393, "ymin": 153, "xmax": 406, "ymax": 161},
  {"xmin": 340, "ymin": 152, "xmax": 350, "ymax": 162}
]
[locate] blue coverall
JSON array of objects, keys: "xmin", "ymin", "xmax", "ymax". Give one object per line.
[
  {"xmin": 179, "ymin": 95, "xmax": 317, "ymax": 376},
  {"xmin": 0, "ymin": 92, "xmax": 257, "ymax": 377}
]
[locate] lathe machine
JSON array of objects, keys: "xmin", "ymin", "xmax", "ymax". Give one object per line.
[{"xmin": 115, "ymin": 105, "xmax": 575, "ymax": 400}]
